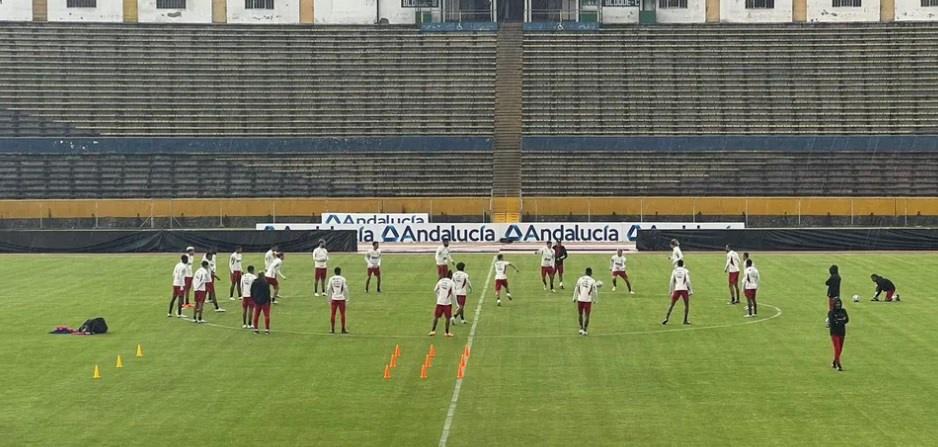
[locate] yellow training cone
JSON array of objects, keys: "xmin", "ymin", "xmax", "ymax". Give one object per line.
[
  {"xmin": 93, "ymin": 365, "xmax": 101, "ymax": 380},
  {"xmin": 115, "ymin": 355, "xmax": 124, "ymax": 368},
  {"xmin": 136, "ymin": 344, "xmax": 144, "ymax": 358}
]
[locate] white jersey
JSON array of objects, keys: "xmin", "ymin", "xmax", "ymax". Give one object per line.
[
  {"xmin": 744, "ymin": 266, "xmax": 760, "ymax": 290},
  {"xmin": 434, "ymin": 278, "xmax": 456, "ymax": 305},
  {"xmin": 184, "ymin": 253, "xmax": 194, "ymax": 277},
  {"xmin": 452, "ymin": 271, "xmax": 471, "ymax": 296},
  {"xmin": 610, "ymin": 255, "xmax": 627, "ymax": 272},
  {"xmin": 266, "ymin": 258, "xmax": 283, "ymax": 279},
  {"xmin": 230, "ymin": 252, "xmax": 243, "ymax": 273},
  {"xmin": 669, "ymin": 267, "xmax": 693, "ymax": 293},
  {"xmin": 494, "ymin": 260, "xmax": 511, "ymax": 280},
  {"xmin": 328, "ymin": 275, "xmax": 348, "ymax": 301},
  {"xmin": 538, "ymin": 246, "xmax": 555, "ymax": 267},
  {"xmin": 193, "ymin": 267, "xmax": 211, "ymax": 292},
  {"xmin": 313, "ymin": 247, "xmax": 329, "ymax": 269},
  {"xmin": 201, "ymin": 254, "xmax": 217, "ymax": 275},
  {"xmin": 264, "ymin": 249, "xmax": 276, "ymax": 270},
  {"xmin": 172, "ymin": 262, "xmax": 187, "ymax": 287},
  {"xmin": 240, "ymin": 272, "xmax": 257, "ymax": 298},
  {"xmin": 365, "ymin": 249, "xmax": 382, "ymax": 268},
  {"xmin": 574, "ymin": 275, "xmax": 598, "ymax": 303},
  {"xmin": 435, "ymin": 245, "xmax": 453, "ymax": 266},
  {"xmin": 671, "ymin": 246, "xmax": 684, "ymax": 266},
  {"xmin": 725, "ymin": 250, "xmax": 740, "ymax": 273}
]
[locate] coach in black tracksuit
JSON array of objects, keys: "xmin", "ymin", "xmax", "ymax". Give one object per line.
[
  {"xmin": 251, "ymin": 275, "xmax": 272, "ymax": 334},
  {"xmin": 871, "ymin": 274, "xmax": 900, "ymax": 302},
  {"xmin": 826, "ymin": 265, "xmax": 841, "ymax": 311},
  {"xmin": 828, "ymin": 298, "xmax": 849, "ymax": 371}
]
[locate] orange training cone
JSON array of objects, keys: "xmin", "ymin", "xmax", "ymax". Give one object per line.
[
  {"xmin": 394, "ymin": 344, "xmax": 401, "ymax": 358},
  {"xmin": 429, "ymin": 344, "xmax": 436, "ymax": 358},
  {"xmin": 460, "ymin": 354, "xmax": 467, "ymax": 369},
  {"xmin": 420, "ymin": 365, "xmax": 428, "ymax": 380},
  {"xmin": 457, "ymin": 365, "xmax": 465, "ymax": 379},
  {"xmin": 115, "ymin": 355, "xmax": 124, "ymax": 369},
  {"xmin": 135, "ymin": 344, "xmax": 144, "ymax": 358},
  {"xmin": 92, "ymin": 365, "xmax": 101, "ymax": 380},
  {"xmin": 464, "ymin": 345, "xmax": 471, "ymax": 358},
  {"xmin": 390, "ymin": 353, "xmax": 397, "ymax": 368},
  {"xmin": 383, "ymin": 364, "xmax": 392, "ymax": 380}
]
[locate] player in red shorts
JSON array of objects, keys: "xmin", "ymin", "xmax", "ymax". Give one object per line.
[
  {"xmin": 870, "ymin": 274, "xmax": 900, "ymax": 302},
  {"xmin": 313, "ymin": 240, "xmax": 329, "ymax": 297},
  {"xmin": 572, "ymin": 267, "xmax": 600, "ymax": 336},
  {"xmin": 240, "ymin": 265, "xmax": 258, "ymax": 329},
  {"xmin": 229, "ymin": 246, "xmax": 243, "ymax": 300},
  {"xmin": 328, "ymin": 267, "xmax": 349, "ymax": 334},
  {"xmin": 743, "ymin": 259, "xmax": 760, "ymax": 317},
  {"xmin": 429, "ymin": 270, "xmax": 456, "ymax": 337},
  {"xmin": 183, "ymin": 246, "xmax": 195, "ymax": 308},
  {"xmin": 265, "ymin": 252, "xmax": 286, "ymax": 303},
  {"xmin": 168, "ymin": 255, "xmax": 188, "ymax": 318},
  {"xmin": 536, "ymin": 240, "xmax": 556, "ymax": 292},
  {"xmin": 662, "ymin": 259, "xmax": 693, "ymax": 325},
  {"xmin": 493, "ymin": 254, "xmax": 519, "ymax": 307},
  {"xmin": 452, "ymin": 262, "xmax": 472, "ymax": 324},
  {"xmin": 364, "ymin": 241, "xmax": 382, "ymax": 293},
  {"xmin": 435, "ymin": 238, "xmax": 454, "ymax": 279},
  {"xmin": 609, "ymin": 248, "xmax": 633, "ymax": 294},
  {"xmin": 725, "ymin": 244, "xmax": 741, "ymax": 305},
  {"xmin": 202, "ymin": 250, "xmax": 225, "ymax": 313},
  {"xmin": 192, "ymin": 260, "xmax": 211, "ymax": 323},
  {"xmin": 553, "ymin": 240, "xmax": 568, "ymax": 289}
]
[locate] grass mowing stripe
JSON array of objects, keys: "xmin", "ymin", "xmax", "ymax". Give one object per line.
[{"xmin": 439, "ymin": 255, "xmax": 495, "ymax": 447}]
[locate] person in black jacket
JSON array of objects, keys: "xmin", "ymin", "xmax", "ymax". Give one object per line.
[
  {"xmin": 870, "ymin": 274, "xmax": 901, "ymax": 302},
  {"xmin": 826, "ymin": 265, "xmax": 841, "ymax": 311},
  {"xmin": 827, "ymin": 297, "xmax": 849, "ymax": 371},
  {"xmin": 251, "ymin": 275, "xmax": 272, "ymax": 335}
]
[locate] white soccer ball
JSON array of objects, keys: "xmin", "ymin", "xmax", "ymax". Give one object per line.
[
  {"xmin": 852, "ymin": 294, "xmax": 861, "ymax": 303},
  {"xmin": 595, "ymin": 281, "xmax": 604, "ymax": 289}
]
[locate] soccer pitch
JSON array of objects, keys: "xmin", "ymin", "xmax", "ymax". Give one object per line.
[{"xmin": 3, "ymin": 251, "xmax": 937, "ymax": 446}]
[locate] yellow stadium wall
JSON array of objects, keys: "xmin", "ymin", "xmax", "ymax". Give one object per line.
[{"xmin": 3, "ymin": 197, "xmax": 938, "ymax": 220}]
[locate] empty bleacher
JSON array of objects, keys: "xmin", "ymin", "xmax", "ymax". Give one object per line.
[
  {"xmin": 0, "ymin": 152, "xmax": 493, "ymax": 198},
  {"xmin": 522, "ymin": 150, "xmax": 938, "ymax": 196},
  {"xmin": 524, "ymin": 23, "xmax": 938, "ymax": 135},
  {"xmin": 0, "ymin": 22, "xmax": 496, "ymax": 137}
]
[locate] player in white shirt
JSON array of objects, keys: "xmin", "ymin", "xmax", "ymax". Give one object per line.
[
  {"xmin": 192, "ymin": 260, "xmax": 212, "ymax": 323},
  {"xmin": 168, "ymin": 254, "xmax": 189, "ymax": 318},
  {"xmin": 743, "ymin": 259, "xmax": 760, "ymax": 318},
  {"xmin": 536, "ymin": 240, "xmax": 557, "ymax": 292},
  {"xmin": 494, "ymin": 253, "xmax": 519, "ymax": 307},
  {"xmin": 429, "ymin": 270, "xmax": 456, "ymax": 337},
  {"xmin": 609, "ymin": 248, "xmax": 634, "ymax": 294},
  {"xmin": 229, "ymin": 246, "xmax": 243, "ymax": 300},
  {"xmin": 365, "ymin": 241, "xmax": 382, "ymax": 294},
  {"xmin": 264, "ymin": 246, "xmax": 278, "ymax": 271},
  {"xmin": 265, "ymin": 252, "xmax": 287, "ymax": 302},
  {"xmin": 662, "ymin": 259, "xmax": 693, "ymax": 326},
  {"xmin": 201, "ymin": 250, "xmax": 224, "ymax": 312},
  {"xmin": 183, "ymin": 246, "xmax": 196, "ymax": 308},
  {"xmin": 572, "ymin": 267, "xmax": 600, "ymax": 335},
  {"xmin": 240, "ymin": 265, "xmax": 258, "ymax": 329},
  {"xmin": 313, "ymin": 240, "xmax": 329, "ymax": 297},
  {"xmin": 327, "ymin": 267, "xmax": 349, "ymax": 334},
  {"xmin": 725, "ymin": 244, "xmax": 741, "ymax": 305},
  {"xmin": 435, "ymin": 238, "xmax": 455, "ymax": 279},
  {"xmin": 452, "ymin": 262, "xmax": 472, "ymax": 324},
  {"xmin": 669, "ymin": 239, "xmax": 683, "ymax": 267}
]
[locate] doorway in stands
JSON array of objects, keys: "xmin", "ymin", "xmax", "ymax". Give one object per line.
[
  {"xmin": 444, "ymin": 0, "xmax": 495, "ymax": 22},
  {"xmin": 498, "ymin": 0, "xmax": 525, "ymax": 21}
]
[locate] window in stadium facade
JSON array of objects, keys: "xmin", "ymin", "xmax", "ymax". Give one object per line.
[
  {"xmin": 832, "ymin": 0, "xmax": 861, "ymax": 6},
  {"xmin": 745, "ymin": 0, "xmax": 774, "ymax": 7},
  {"xmin": 157, "ymin": 0, "xmax": 186, "ymax": 8},
  {"xmin": 658, "ymin": 0, "xmax": 688, "ymax": 7},
  {"xmin": 603, "ymin": 0, "xmax": 641, "ymax": 6},
  {"xmin": 66, "ymin": 0, "xmax": 96, "ymax": 7},
  {"xmin": 924, "ymin": 0, "xmax": 938, "ymax": 6},
  {"xmin": 245, "ymin": 0, "xmax": 275, "ymax": 9},
  {"xmin": 402, "ymin": 0, "xmax": 441, "ymax": 6}
]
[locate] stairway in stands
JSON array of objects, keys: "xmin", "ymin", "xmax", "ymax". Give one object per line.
[{"xmin": 492, "ymin": 22, "xmax": 524, "ymax": 223}]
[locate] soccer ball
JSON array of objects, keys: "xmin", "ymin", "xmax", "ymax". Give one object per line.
[
  {"xmin": 852, "ymin": 294, "xmax": 861, "ymax": 303},
  {"xmin": 595, "ymin": 281, "xmax": 604, "ymax": 289}
]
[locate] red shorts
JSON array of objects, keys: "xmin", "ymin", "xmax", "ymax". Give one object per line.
[
  {"xmin": 315, "ymin": 268, "xmax": 327, "ymax": 281},
  {"xmin": 194, "ymin": 290, "xmax": 207, "ymax": 303},
  {"xmin": 744, "ymin": 289, "xmax": 757, "ymax": 300},
  {"xmin": 612, "ymin": 271, "xmax": 628, "ymax": 280},
  {"xmin": 555, "ymin": 262, "xmax": 564, "ymax": 275},
  {"xmin": 172, "ymin": 286, "xmax": 185, "ymax": 297},
  {"xmin": 184, "ymin": 277, "xmax": 193, "ymax": 289},
  {"xmin": 541, "ymin": 266, "xmax": 555, "ymax": 278},
  {"xmin": 267, "ymin": 276, "xmax": 279, "ymax": 287},
  {"xmin": 206, "ymin": 282, "xmax": 215, "ymax": 294},
  {"xmin": 886, "ymin": 290, "xmax": 895, "ymax": 301},
  {"xmin": 728, "ymin": 271, "xmax": 740, "ymax": 284},
  {"xmin": 434, "ymin": 304, "xmax": 453, "ymax": 318},
  {"xmin": 456, "ymin": 295, "xmax": 467, "ymax": 307},
  {"xmin": 230, "ymin": 271, "xmax": 242, "ymax": 284},
  {"xmin": 331, "ymin": 299, "xmax": 347, "ymax": 314},
  {"xmin": 242, "ymin": 297, "xmax": 254, "ymax": 309},
  {"xmin": 671, "ymin": 290, "xmax": 689, "ymax": 304},
  {"xmin": 437, "ymin": 264, "xmax": 449, "ymax": 278},
  {"xmin": 367, "ymin": 267, "xmax": 381, "ymax": 277},
  {"xmin": 495, "ymin": 279, "xmax": 509, "ymax": 292},
  {"xmin": 577, "ymin": 301, "xmax": 592, "ymax": 313}
]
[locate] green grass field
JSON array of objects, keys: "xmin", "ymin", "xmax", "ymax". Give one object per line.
[{"xmin": 2, "ymin": 251, "xmax": 936, "ymax": 446}]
